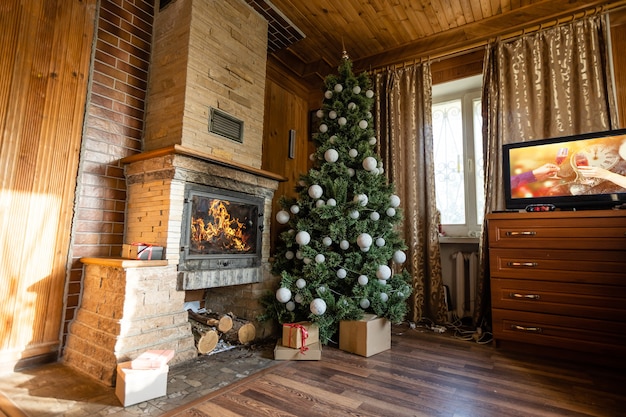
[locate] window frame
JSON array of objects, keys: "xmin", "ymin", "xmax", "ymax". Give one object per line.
[{"xmin": 432, "ymin": 75, "xmax": 483, "ymax": 238}]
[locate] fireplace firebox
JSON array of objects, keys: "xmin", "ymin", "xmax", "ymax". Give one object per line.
[{"xmin": 179, "ymin": 184, "xmax": 264, "ymax": 271}]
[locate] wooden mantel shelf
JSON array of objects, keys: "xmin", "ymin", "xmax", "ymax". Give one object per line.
[
  {"xmin": 80, "ymin": 257, "xmax": 169, "ymax": 268},
  {"xmin": 119, "ymin": 144, "xmax": 287, "ymax": 182}
]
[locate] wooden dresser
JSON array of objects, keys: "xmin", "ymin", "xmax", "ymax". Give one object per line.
[{"xmin": 486, "ymin": 210, "xmax": 626, "ymax": 358}]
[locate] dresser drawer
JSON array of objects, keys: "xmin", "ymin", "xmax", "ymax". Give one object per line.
[
  {"xmin": 491, "ymin": 278, "xmax": 626, "ymax": 320},
  {"xmin": 488, "ymin": 217, "xmax": 626, "ymax": 250},
  {"xmin": 489, "ymin": 248, "xmax": 626, "ymax": 285},
  {"xmin": 492, "ymin": 309, "xmax": 626, "ymax": 355}
]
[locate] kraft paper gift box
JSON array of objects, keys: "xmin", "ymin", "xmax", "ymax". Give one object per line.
[
  {"xmin": 282, "ymin": 322, "xmax": 319, "ymax": 349},
  {"xmin": 131, "ymin": 349, "xmax": 175, "ymax": 370},
  {"xmin": 122, "ymin": 243, "xmax": 163, "ymax": 260},
  {"xmin": 339, "ymin": 313, "xmax": 391, "ymax": 357},
  {"xmin": 274, "ymin": 340, "xmax": 322, "ymax": 361},
  {"xmin": 115, "ymin": 361, "xmax": 168, "ymax": 407}
]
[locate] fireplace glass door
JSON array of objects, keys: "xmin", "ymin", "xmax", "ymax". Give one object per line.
[{"xmin": 180, "ymin": 185, "xmax": 263, "ymax": 270}]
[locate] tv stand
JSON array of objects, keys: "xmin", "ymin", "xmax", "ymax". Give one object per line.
[{"xmin": 486, "ymin": 210, "xmax": 626, "ymax": 359}]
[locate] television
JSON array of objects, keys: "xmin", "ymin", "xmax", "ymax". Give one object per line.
[{"xmin": 503, "ymin": 128, "xmax": 626, "ymax": 211}]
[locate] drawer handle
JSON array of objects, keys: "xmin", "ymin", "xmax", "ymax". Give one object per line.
[
  {"xmin": 511, "ymin": 325, "xmax": 542, "ymax": 333},
  {"xmin": 507, "ymin": 261, "xmax": 538, "ymax": 268},
  {"xmin": 509, "ymin": 293, "xmax": 541, "ymax": 300},
  {"xmin": 505, "ymin": 231, "xmax": 536, "ymax": 236}
]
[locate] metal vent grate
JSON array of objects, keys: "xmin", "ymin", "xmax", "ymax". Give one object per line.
[{"xmin": 209, "ymin": 108, "xmax": 244, "ymax": 143}]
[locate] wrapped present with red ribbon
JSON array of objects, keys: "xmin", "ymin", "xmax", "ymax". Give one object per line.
[
  {"xmin": 282, "ymin": 322, "xmax": 319, "ymax": 352},
  {"xmin": 122, "ymin": 243, "xmax": 163, "ymax": 260}
]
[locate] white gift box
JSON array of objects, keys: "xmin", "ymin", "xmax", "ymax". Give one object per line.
[{"xmin": 115, "ymin": 361, "xmax": 168, "ymax": 407}]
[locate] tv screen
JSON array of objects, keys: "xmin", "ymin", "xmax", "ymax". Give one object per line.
[{"xmin": 503, "ymin": 129, "xmax": 626, "ymax": 210}]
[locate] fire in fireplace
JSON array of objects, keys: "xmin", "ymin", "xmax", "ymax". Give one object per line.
[{"xmin": 179, "ymin": 185, "xmax": 264, "ymax": 271}]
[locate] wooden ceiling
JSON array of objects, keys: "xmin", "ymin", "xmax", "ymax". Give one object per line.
[{"xmin": 247, "ymin": 0, "xmax": 624, "ymax": 89}]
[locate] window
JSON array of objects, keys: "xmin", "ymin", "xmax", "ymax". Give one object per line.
[{"xmin": 432, "ymin": 75, "xmax": 484, "ymax": 238}]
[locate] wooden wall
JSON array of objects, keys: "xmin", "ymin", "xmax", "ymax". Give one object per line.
[{"xmin": 0, "ymin": 0, "xmax": 96, "ymax": 372}]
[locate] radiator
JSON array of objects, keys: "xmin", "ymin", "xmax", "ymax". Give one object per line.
[{"xmin": 451, "ymin": 251, "xmax": 478, "ymax": 320}]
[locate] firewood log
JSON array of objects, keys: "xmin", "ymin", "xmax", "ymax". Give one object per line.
[
  {"xmin": 187, "ymin": 310, "xmax": 233, "ymax": 333},
  {"xmin": 221, "ymin": 318, "xmax": 255, "ymax": 345},
  {"xmin": 191, "ymin": 326, "xmax": 219, "ymax": 354}
]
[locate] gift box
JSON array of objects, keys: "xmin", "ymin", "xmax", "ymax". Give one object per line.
[
  {"xmin": 131, "ymin": 349, "xmax": 175, "ymax": 370},
  {"xmin": 115, "ymin": 361, "xmax": 168, "ymax": 407},
  {"xmin": 122, "ymin": 243, "xmax": 163, "ymax": 260},
  {"xmin": 339, "ymin": 314, "xmax": 391, "ymax": 357},
  {"xmin": 274, "ymin": 340, "xmax": 322, "ymax": 361},
  {"xmin": 282, "ymin": 322, "xmax": 319, "ymax": 349}
]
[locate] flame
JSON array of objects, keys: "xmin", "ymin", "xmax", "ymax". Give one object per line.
[{"xmin": 191, "ymin": 199, "xmax": 251, "ymax": 252}]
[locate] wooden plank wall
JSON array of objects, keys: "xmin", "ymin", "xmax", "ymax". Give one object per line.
[{"xmin": 0, "ymin": 0, "xmax": 96, "ymax": 371}]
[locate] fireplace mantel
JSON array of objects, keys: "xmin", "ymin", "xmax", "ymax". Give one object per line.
[{"xmin": 120, "ymin": 144, "xmax": 286, "ymax": 183}]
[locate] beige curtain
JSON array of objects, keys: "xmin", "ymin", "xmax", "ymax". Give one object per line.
[
  {"xmin": 478, "ymin": 14, "xmax": 618, "ymax": 325},
  {"xmin": 374, "ymin": 63, "xmax": 447, "ymax": 324}
]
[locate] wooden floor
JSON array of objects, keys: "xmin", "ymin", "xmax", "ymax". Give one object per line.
[{"xmin": 164, "ymin": 323, "xmax": 626, "ymax": 417}]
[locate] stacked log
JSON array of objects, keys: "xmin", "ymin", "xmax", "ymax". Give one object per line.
[{"xmin": 187, "ymin": 310, "xmax": 255, "ymax": 354}]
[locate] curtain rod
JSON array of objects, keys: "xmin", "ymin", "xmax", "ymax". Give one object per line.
[{"xmin": 370, "ymin": 0, "xmax": 626, "ymax": 74}]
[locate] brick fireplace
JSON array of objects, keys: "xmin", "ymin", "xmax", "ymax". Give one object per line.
[{"xmin": 64, "ymin": 0, "xmax": 285, "ymax": 385}]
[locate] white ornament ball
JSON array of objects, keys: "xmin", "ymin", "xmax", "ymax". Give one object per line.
[
  {"xmin": 353, "ymin": 85, "xmax": 361, "ymax": 94},
  {"xmin": 286, "ymin": 301, "xmax": 295, "ymax": 311},
  {"xmin": 379, "ymin": 167, "xmax": 385, "ymax": 175},
  {"xmin": 294, "ymin": 293, "xmax": 303, "ymax": 303},
  {"xmin": 380, "ymin": 292, "xmax": 389, "ymax": 302},
  {"xmin": 377, "ymin": 264, "xmax": 392, "ymax": 280},
  {"xmin": 390, "ymin": 194, "xmax": 401, "ymax": 208},
  {"xmin": 309, "ymin": 153, "xmax": 316, "ymax": 161},
  {"xmin": 370, "ymin": 212, "xmax": 380, "ymax": 221},
  {"xmin": 317, "ymin": 286, "xmax": 326, "ymax": 294},
  {"xmin": 378, "ymin": 279, "xmax": 387, "ymax": 285},
  {"xmin": 359, "ymin": 120, "xmax": 368, "ymax": 129},
  {"xmin": 358, "ymin": 275, "xmax": 369, "ymax": 286},
  {"xmin": 334, "ymin": 84, "xmax": 343, "ymax": 92},
  {"xmin": 361, "ymin": 246, "xmax": 370, "ymax": 252},
  {"xmin": 349, "ymin": 210, "xmax": 360, "ymax": 219},
  {"xmin": 349, "ymin": 149, "xmax": 358, "ymax": 158},
  {"xmin": 303, "ymin": 257, "xmax": 311, "ymax": 264},
  {"xmin": 330, "ymin": 135, "xmax": 338, "ymax": 143},
  {"xmin": 367, "ymin": 111, "xmax": 372, "ymax": 119},
  {"xmin": 290, "ymin": 205, "xmax": 300, "ymax": 214},
  {"xmin": 336, "ymin": 268, "xmax": 347, "ymax": 279},
  {"xmin": 285, "ymin": 251, "xmax": 294, "ymax": 260},
  {"xmin": 386, "ymin": 207, "xmax": 396, "ymax": 217},
  {"xmin": 363, "ymin": 156, "xmax": 377, "ymax": 171},
  {"xmin": 369, "ymin": 136, "xmax": 377, "ymax": 145},
  {"xmin": 319, "ymin": 123, "xmax": 328, "ymax": 133},
  {"xmin": 296, "ymin": 250, "xmax": 303, "ymax": 259},
  {"xmin": 347, "ymin": 168, "xmax": 355, "ymax": 177},
  {"xmin": 328, "ymin": 110, "xmax": 337, "ymax": 119},
  {"xmin": 308, "ymin": 184, "xmax": 323, "ymax": 199},
  {"xmin": 324, "ymin": 149, "xmax": 339, "ymax": 163},
  {"xmin": 276, "ymin": 210, "xmax": 290, "ymax": 224},
  {"xmin": 310, "ymin": 298, "xmax": 327, "ymax": 315},
  {"xmin": 315, "ymin": 199, "xmax": 326, "ymax": 207},
  {"xmin": 353, "ymin": 193, "xmax": 368, "ymax": 206},
  {"xmin": 315, "ymin": 254, "xmax": 326, "ymax": 264},
  {"xmin": 340, "ymin": 240, "xmax": 349, "ymax": 250},
  {"xmin": 296, "ymin": 278, "xmax": 306, "ymax": 289},
  {"xmin": 276, "ymin": 287, "xmax": 291, "ymax": 303},
  {"xmin": 360, "ymin": 298, "xmax": 371, "ymax": 309},
  {"xmin": 357, "ymin": 233, "xmax": 372, "ymax": 249},
  {"xmin": 393, "ymin": 250, "xmax": 407, "ymax": 264},
  {"xmin": 295, "ymin": 231, "xmax": 311, "ymax": 246},
  {"xmin": 376, "ymin": 237, "xmax": 385, "ymax": 247},
  {"xmin": 324, "ymin": 90, "xmax": 332, "ymax": 99},
  {"xmin": 316, "ymin": 109, "xmax": 324, "ymax": 118},
  {"xmin": 327, "ymin": 198, "xmax": 337, "ymax": 206},
  {"xmin": 348, "ymin": 102, "xmax": 357, "ymax": 110},
  {"xmin": 338, "ymin": 117, "xmax": 347, "ymax": 126},
  {"xmin": 322, "ymin": 236, "xmax": 333, "ymax": 246},
  {"xmin": 366, "ymin": 89, "xmax": 374, "ymax": 98}
]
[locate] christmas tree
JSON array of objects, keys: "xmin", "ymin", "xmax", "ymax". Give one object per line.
[{"xmin": 263, "ymin": 53, "xmax": 412, "ymax": 344}]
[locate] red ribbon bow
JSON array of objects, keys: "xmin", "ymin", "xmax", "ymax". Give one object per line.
[{"xmin": 284, "ymin": 323, "xmax": 309, "ymax": 354}]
